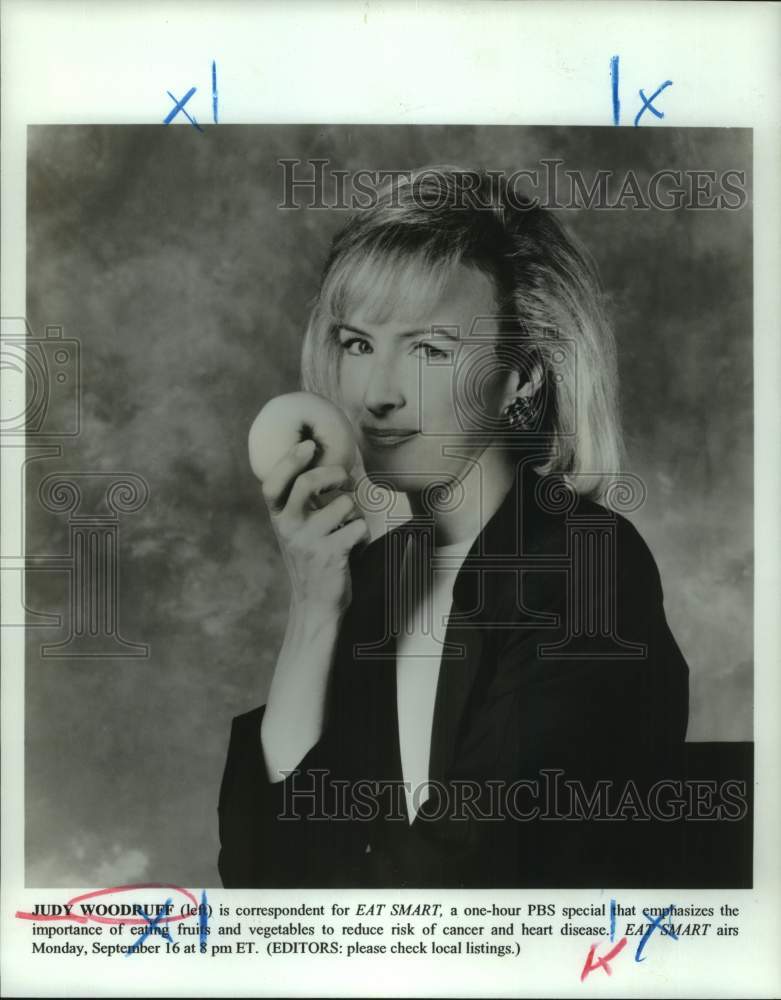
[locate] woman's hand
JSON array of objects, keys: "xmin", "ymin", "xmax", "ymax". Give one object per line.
[
  {"xmin": 261, "ymin": 439, "xmax": 369, "ymax": 619},
  {"xmin": 259, "ymin": 439, "xmax": 367, "ymax": 779}
]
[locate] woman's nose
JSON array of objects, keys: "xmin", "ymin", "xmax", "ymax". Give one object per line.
[{"xmin": 363, "ymin": 358, "xmax": 406, "ymax": 416}]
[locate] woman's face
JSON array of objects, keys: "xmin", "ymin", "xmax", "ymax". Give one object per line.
[{"xmin": 336, "ymin": 262, "xmax": 517, "ymax": 493}]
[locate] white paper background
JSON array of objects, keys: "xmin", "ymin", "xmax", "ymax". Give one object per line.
[{"xmin": 2, "ymin": 1, "xmax": 780, "ymax": 996}]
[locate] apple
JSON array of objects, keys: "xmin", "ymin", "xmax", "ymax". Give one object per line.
[{"xmin": 248, "ymin": 391, "xmax": 358, "ymax": 488}]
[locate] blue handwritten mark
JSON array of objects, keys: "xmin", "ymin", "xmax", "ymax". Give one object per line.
[
  {"xmin": 199, "ymin": 890, "xmax": 209, "ymax": 954},
  {"xmin": 634, "ymin": 80, "xmax": 673, "ymax": 127},
  {"xmin": 609, "ymin": 898, "xmax": 617, "ymax": 942},
  {"xmin": 610, "ymin": 57, "xmax": 673, "ymax": 127},
  {"xmin": 610, "ymin": 56, "xmax": 620, "ymax": 126},
  {"xmin": 635, "ymin": 904, "xmax": 679, "ymax": 963},
  {"xmin": 163, "ymin": 64, "xmax": 218, "ymax": 132},
  {"xmin": 126, "ymin": 899, "xmax": 174, "ymax": 956},
  {"xmin": 164, "ymin": 88, "xmax": 204, "ymax": 132}
]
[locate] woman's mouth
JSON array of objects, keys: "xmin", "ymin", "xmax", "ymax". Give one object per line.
[{"xmin": 362, "ymin": 429, "xmax": 419, "ymax": 449}]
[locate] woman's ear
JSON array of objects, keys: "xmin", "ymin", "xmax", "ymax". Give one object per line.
[{"xmin": 500, "ymin": 360, "xmax": 545, "ymax": 411}]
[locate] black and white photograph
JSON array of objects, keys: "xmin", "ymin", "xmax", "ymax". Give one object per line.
[
  {"xmin": 2, "ymin": 3, "xmax": 779, "ymax": 997},
  {"xmin": 21, "ymin": 125, "xmax": 753, "ymax": 889}
]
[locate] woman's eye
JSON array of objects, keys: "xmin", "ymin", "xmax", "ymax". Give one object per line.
[
  {"xmin": 416, "ymin": 342, "xmax": 451, "ymax": 360},
  {"xmin": 340, "ymin": 337, "xmax": 371, "ymax": 356},
  {"xmin": 338, "ymin": 337, "xmax": 450, "ymax": 359}
]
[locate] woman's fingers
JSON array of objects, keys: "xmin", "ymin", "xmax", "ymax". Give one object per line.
[
  {"xmin": 258, "ymin": 441, "xmax": 368, "ymax": 615},
  {"xmin": 261, "ymin": 440, "xmax": 317, "ymax": 515},
  {"xmin": 301, "ymin": 491, "xmax": 358, "ymax": 539},
  {"xmin": 324, "ymin": 514, "xmax": 371, "ymax": 553},
  {"xmin": 285, "ymin": 464, "xmax": 352, "ymax": 520}
]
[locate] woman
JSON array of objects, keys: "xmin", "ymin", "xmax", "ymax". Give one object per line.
[{"xmin": 218, "ymin": 166, "xmax": 690, "ymax": 888}]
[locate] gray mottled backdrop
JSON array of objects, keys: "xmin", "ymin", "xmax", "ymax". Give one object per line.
[{"xmin": 25, "ymin": 126, "xmax": 752, "ymax": 887}]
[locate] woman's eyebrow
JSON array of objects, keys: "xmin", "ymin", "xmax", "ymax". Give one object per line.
[{"xmin": 338, "ymin": 323, "xmax": 459, "ymax": 341}]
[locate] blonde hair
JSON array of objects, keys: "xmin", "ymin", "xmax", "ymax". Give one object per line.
[{"xmin": 300, "ymin": 164, "xmax": 624, "ymax": 500}]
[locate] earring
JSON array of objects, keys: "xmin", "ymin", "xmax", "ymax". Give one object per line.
[{"xmin": 503, "ymin": 396, "xmax": 534, "ymax": 430}]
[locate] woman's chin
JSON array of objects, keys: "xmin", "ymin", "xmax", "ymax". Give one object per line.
[
  {"xmin": 360, "ymin": 467, "xmax": 414, "ymax": 492},
  {"xmin": 360, "ymin": 465, "xmax": 461, "ymax": 497}
]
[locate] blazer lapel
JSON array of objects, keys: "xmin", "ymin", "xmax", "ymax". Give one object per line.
[
  {"xmin": 348, "ymin": 529, "xmax": 405, "ymax": 788},
  {"xmin": 426, "ymin": 459, "xmax": 547, "ymax": 790},
  {"xmin": 426, "ymin": 620, "xmax": 485, "ymax": 788}
]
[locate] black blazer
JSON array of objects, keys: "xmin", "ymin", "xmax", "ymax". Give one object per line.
[{"xmin": 218, "ymin": 462, "xmax": 691, "ymax": 888}]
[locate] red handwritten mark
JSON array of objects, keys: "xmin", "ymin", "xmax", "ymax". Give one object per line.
[
  {"xmin": 580, "ymin": 937, "xmax": 628, "ymax": 981},
  {"xmin": 15, "ymin": 883, "xmax": 200, "ymax": 927}
]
